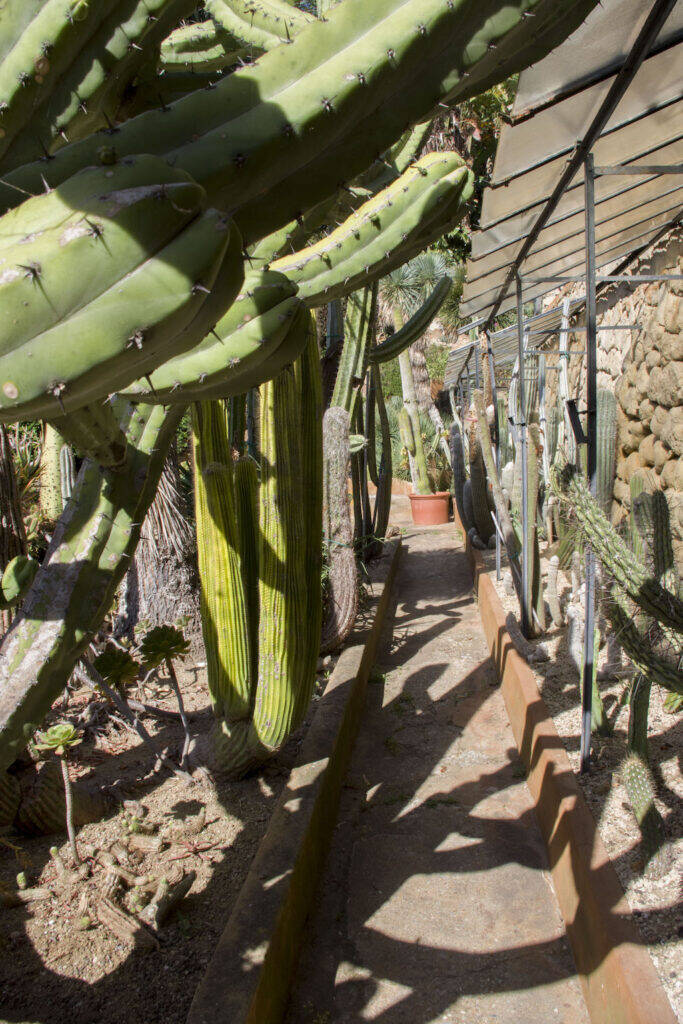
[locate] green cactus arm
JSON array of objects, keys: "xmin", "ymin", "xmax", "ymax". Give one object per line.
[
  {"xmin": 121, "ymin": 271, "xmax": 311, "ymax": 405},
  {"xmin": 0, "ymin": 400, "xmax": 183, "ymax": 773},
  {"xmin": 551, "ymin": 463, "xmax": 683, "ymax": 633},
  {"xmin": 0, "ymin": 0, "xmax": 194, "ymax": 173},
  {"xmin": 371, "ymin": 276, "xmax": 451, "ymax": 364},
  {"xmin": 206, "ymin": 0, "xmax": 314, "ymax": 55},
  {"xmin": 608, "ymin": 592, "xmax": 682, "ymax": 696},
  {"xmin": 2, "ymin": 0, "xmax": 598, "ymax": 247},
  {"xmin": 271, "ymin": 155, "xmax": 473, "ymax": 303},
  {"xmin": 330, "ymin": 284, "xmax": 377, "ymax": 418},
  {"xmin": 192, "ymin": 399, "xmax": 253, "ymax": 722},
  {"xmin": 0, "ymin": 555, "xmax": 39, "ymax": 610},
  {"xmin": 159, "ymin": 20, "xmax": 245, "ymax": 73},
  {"xmin": 369, "ymin": 363, "xmax": 393, "ymax": 549},
  {"xmin": 0, "ymin": 156, "xmax": 243, "ymax": 423},
  {"xmin": 48, "ymin": 402, "xmax": 128, "ymax": 466}
]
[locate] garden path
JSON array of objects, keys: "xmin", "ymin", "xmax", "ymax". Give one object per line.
[{"xmin": 285, "ymin": 503, "xmax": 589, "ymax": 1023}]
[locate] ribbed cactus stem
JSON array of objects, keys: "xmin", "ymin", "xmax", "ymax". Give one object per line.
[
  {"xmin": 192, "ymin": 400, "xmax": 253, "ymax": 723},
  {"xmin": 39, "ymin": 424, "xmax": 65, "ymax": 523},
  {"xmin": 398, "ymin": 406, "xmax": 416, "ymax": 456},
  {"xmin": 397, "ymin": 308, "xmax": 430, "ymax": 495},
  {"xmin": 547, "ymin": 555, "xmax": 563, "ymax": 627},
  {"xmin": 320, "ymin": 408, "xmax": 357, "ymax": 654},
  {"xmin": 552, "ymin": 463, "xmax": 683, "ymax": 632},
  {"xmin": 468, "ymin": 416, "xmax": 494, "ymax": 544},
  {"xmin": 473, "ymin": 390, "xmax": 518, "ymax": 563},
  {"xmin": 621, "ymin": 676, "xmax": 668, "ymax": 874},
  {"xmin": 596, "ymin": 388, "xmax": 617, "ymax": 515},
  {"xmin": 450, "ymin": 421, "xmax": 473, "ymax": 534}
]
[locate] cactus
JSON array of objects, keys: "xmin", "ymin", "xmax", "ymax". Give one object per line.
[
  {"xmin": 450, "ymin": 420, "xmax": 473, "ymax": 534},
  {"xmin": 0, "ymin": 157, "xmax": 242, "ymax": 424},
  {"xmin": 596, "ymin": 388, "xmax": 617, "ymax": 515},
  {"xmin": 0, "ymin": 0, "xmax": 194, "ymax": 173},
  {"xmin": 468, "ymin": 416, "xmax": 494, "ymax": 544},
  {"xmin": 206, "ymin": 0, "xmax": 314, "ymax": 54},
  {"xmin": 497, "ymin": 394, "xmax": 512, "ymax": 465},
  {"xmin": 123, "ymin": 269, "xmax": 304, "ymax": 405},
  {"xmin": 330, "ymin": 285, "xmax": 377, "ymax": 420},
  {"xmin": 272, "ymin": 156, "xmax": 472, "ymax": 304},
  {"xmin": 370, "ymin": 277, "xmax": 451, "ymax": 365},
  {"xmin": 551, "ymin": 463, "xmax": 683, "ymax": 633},
  {"xmin": 0, "ymin": 401, "xmax": 184, "ymax": 774},
  {"xmin": 195, "ymin": 313, "xmax": 322, "ymax": 775},
  {"xmin": 398, "ymin": 406, "xmax": 416, "ymax": 456},
  {"xmin": 159, "ymin": 20, "xmax": 245, "ymax": 72},
  {"xmin": 2, "ymin": 0, "xmax": 599, "ymax": 245},
  {"xmin": 546, "ymin": 555, "xmax": 563, "ymax": 627},
  {"xmin": 545, "ymin": 402, "xmax": 560, "ymax": 469},
  {"xmin": 368, "ymin": 363, "xmax": 392, "ymax": 554},
  {"xmin": 320, "ymin": 407, "xmax": 357, "ymax": 653}
]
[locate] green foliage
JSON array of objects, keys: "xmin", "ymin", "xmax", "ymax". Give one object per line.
[
  {"xmin": 35, "ymin": 723, "xmax": 82, "ymax": 758},
  {"xmin": 93, "ymin": 644, "xmax": 141, "ymax": 690},
  {"xmin": 139, "ymin": 624, "xmax": 191, "ymax": 668}
]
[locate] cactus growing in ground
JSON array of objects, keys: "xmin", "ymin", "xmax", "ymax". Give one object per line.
[
  {"xmin": 193, "ymin": 314, "xmax": 322, "ymax": 775},
  {"xmin": 551, "ymin": 463, "xmax": 683, "ymax": 634},
  {"xmin": 320, "ymin": 407, "xmax": 357, "ymax": 654},
  {"xmin": 0, "ymin": 401, "xmax": 184, "ymax": 774},
  {"xmin": 467, "ymin": 415, "xmax": 494, "ymax": 545}
]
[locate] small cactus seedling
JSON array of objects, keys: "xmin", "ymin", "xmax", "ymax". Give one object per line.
[
  {"xmin": 35, "ymin": 723, "xmax": 82, "ymax": 864},
  {"xmin": 139, "ymin": 625, "xmax": 192, "ymax": 770}
]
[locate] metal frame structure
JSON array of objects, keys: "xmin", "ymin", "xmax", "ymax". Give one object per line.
[{"xmin": 445, "ymin": 0, "xmax": 682, "ymax": 773}]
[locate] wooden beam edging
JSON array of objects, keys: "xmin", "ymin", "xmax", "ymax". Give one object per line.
[
  {"xmin": 456, "ymin": 521, "xmax": 676, "ymax": 1024},
  {"xmin": 187, "ymin": 537, "xmax": 402, "ymax": 1024}
]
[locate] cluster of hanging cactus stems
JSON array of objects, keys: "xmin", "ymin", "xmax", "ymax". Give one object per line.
[{"xmin": 0, "ymin": 0, "xmax": 603, "ymax": 773}]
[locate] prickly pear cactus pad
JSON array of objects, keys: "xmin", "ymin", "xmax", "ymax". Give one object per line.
[
  {"xmin": 0, "ymin": 0, "xmax": 599, "ymax": 247},
  {"xmin": 0, "ymin": 156, "xmax": 241, "ymax": 421}
]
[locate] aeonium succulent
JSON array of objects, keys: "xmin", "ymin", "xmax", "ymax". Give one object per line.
[
  {"xmin": 139, "ymin": 625, "xmax": 190, "ymax": 669},
  {"xmin": 35, "ymin": 722, "xmax": 82, "ymax": 758},
  {"xmin": 93, "ymin": 644, "xmax": 141, "ymax": 690}
]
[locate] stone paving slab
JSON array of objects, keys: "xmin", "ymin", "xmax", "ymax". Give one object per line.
[{"xmin": 284, "ymin": 522, "xmax": 589, "ymax": 1024}]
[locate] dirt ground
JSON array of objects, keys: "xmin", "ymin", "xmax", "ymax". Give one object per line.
[
  {"xmin": 0, "ymin": 656, "xmax": 335, "ymax": 1024},
  {"xmin": 481, "ymin": 545, "xmax": 683, "ymax": 1020}
]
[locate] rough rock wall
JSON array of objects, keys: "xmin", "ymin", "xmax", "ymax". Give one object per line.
[{"xmin": 544, "ymin": 227, "xmax": 682, "ymax": 565}]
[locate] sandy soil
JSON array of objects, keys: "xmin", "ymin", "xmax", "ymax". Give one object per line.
[
  {"xmin": 481, "ymin": 546, "xmax": 683, "ymax": 1020},
  {"xmin": 0, "ymin": 656, "xmax": 335, "ymax": 1024}
]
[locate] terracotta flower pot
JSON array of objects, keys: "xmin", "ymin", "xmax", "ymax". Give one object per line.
[{"xmin": 408, "ymin": 490, "xmax": 451, "ymax": 526}]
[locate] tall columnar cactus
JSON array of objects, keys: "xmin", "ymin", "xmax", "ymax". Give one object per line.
[
  {"xmin": 596, "ymin": 388, "xmax": 617, "ymax": 515},
  {"xmin": 367, "ymin": 363, "xmax": 393, "ymax": 556},
  {"xmin": 320, "ymin": 407, "xmax": 357, "ymax": 654},
  {"xmin": 467, "ymin": 415, "xmax": 494, "ymax": 545},
  {"xmin": 450, "ymin": 420, "xmax": 474, "ymax": 534},
  {"xmin": 193, "ymin": 313, "xmax": 322, "ymax": 775}
]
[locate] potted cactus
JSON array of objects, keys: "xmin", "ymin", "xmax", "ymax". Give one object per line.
[{"xmin": 381, "ymin": 258, "xmax": 453, "ymax": 525}]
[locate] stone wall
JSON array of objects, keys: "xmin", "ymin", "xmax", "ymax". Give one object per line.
[{"xmin": 543, "ymin": 226, "xmax": 682, "ymax": 566}]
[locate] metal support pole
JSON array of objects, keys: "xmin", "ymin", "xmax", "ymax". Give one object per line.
[
  {"xmin": 484, "ymin": 332, "xmax": 502, "ymax": 581},
  {"xmin": 580, "ymin": 153, "xmax": 598, "ymax": 774},
  {"xmin": 516, "ymin": 275, "xmax": 531, "ymax": 638}
]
